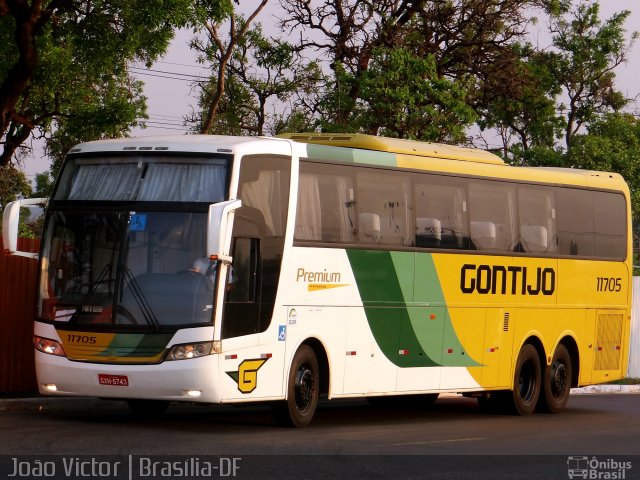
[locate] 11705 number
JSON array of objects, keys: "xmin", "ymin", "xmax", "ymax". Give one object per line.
[{"xmin": 596, "ymin": 277, "xmax": 622, "ymax": 292}]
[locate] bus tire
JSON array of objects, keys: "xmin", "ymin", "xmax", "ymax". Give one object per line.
[
  {"xmin": 538, "ymin": 344, "xmax": 572, "ymax": 413},
  {"xmin": 272, "ymin": 345, "xmax": 319, "ymax": 428},
  {"xmin": 508, "ymin": 344, "xmax": 541, "ymax": 415},
  {"xmin": 127, "ymin": 399, "xmax": 169, "ymax": 418}
]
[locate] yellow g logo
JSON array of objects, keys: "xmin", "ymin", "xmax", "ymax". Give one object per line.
[{"xmin": 226, "ymin": 358, "xmax": 268, "ymax": 393}]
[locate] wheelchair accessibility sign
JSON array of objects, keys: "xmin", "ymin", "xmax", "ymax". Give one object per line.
[{"xmin": 278, "ymin": 325, "xmax": 286, "ymax": 341}]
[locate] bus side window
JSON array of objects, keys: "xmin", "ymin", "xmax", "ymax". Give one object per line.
[
  {"xmin": 295, "ymin": 162, "xmax": 357, "ymax": 244},
  {"xmin": 414, "ymin": 178, "xmax": 468, "ymax": 250},
  {"xmin": 593, "ymin": 190, "xmax": 626, "ymax": 259},
  {"xmin": 555, "ymin": 188, "xmax": 594, "ymax": 257},
  {"xmin": 355, "ymin": 170, "xmax": 412, "ymax": 247},
  {"xmin": 227, "ymin": 237, "xmax": 259, "ymax": 303},
  {"xmin": 222, "ymin": 237, "xmax": 261, "ymax": 339},
  {"xmin": 518, "ymin": 187, "xmax": 556, "ymax": 254},
  {"xmin": 468, "ymin": 181, "xmax": 516, "ymax": 252}
]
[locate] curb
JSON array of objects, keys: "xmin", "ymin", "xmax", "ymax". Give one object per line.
[{"xmin": 570, "ymin": 384, "xmax": 640, "ymax": 394}]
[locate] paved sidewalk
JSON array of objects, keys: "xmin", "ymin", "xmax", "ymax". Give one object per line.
[{"xmin": 570, "ymin": 384, "xmax": 640, "ymax": 394}]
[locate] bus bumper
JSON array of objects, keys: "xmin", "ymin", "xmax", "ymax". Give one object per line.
[{"xmin": 35, "ymin": 351, "xmax": 224, "ymax": 403}]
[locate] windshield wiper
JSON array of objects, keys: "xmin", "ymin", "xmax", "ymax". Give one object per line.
[
  {"xmin": 120, "ymin": 269, "xmax": 161, "ymax": 331},
  {"xmin": 68, "ymin": 263, "xmax": 114, "ymax": 322}
]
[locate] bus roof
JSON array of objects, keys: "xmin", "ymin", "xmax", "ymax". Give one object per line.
[
  {"xmin": 278, "ymin": 133, "xmax": 505, "ymax": 165},
  {"xmin": 68, "ymin": 134, "xmax": 628, "ymax": 193},
  {"xmin": 280, "ymin": 133, "xmax": 627, "ymax": 192},
  {"xmin": 67, "ymin": 135, "xmax": 290, "ymax": 155}
]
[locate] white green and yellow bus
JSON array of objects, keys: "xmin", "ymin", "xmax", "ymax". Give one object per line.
[{"xmin": 3, "ymin": 133, "xmax": 632, "ymax": 427}]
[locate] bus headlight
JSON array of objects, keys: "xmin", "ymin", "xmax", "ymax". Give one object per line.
[
  {"xmin": 34, "ymin": 336, "xmax": 66, "ymax": 357},
  {"xmin": 166, "ymin": 342, "xmax": 213, "ymax": 361}
]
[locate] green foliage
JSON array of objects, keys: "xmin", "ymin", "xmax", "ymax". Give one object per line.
[
  {"xmin": 478, "ymin": 44, "xmax": 566, "ymax": 164},
  {"xmin": 548, "ymin": 2, "xmax": 637, "ymax": 148},
  {"xmin": 0, "ymin": 0, "xmax": 196, "ymax": 167},
  {"xmin": 0, "ymin": 166, "xmax": 31, "ymax": 209},
  {"xmin": 319, "ymin": 48, "xmax": 476, "ymax": 143},
  {"xmin": 190, "ymin": 0, "xmax": 235, "ymax": 26},
  {"xmin": 565, "ymin": 113, "xmax": 640, "ymax": 223},
  {"xmin": 192, "ymin": 17, "xmax": 323, "ymax": 136},
  {"xmin": 33, "ymin": 172, "xmax": 55, "ymax": 199},
  {"xmin": 17, "ymin": 207, "xmax": 40, "ymax": 240}
]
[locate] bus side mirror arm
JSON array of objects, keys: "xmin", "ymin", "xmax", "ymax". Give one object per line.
[
  {"xmin": 207, "ymin": 199, "xmax": 242, "ymax": 265},
  {"xmin": 2, "ymin": 198, "xmax": 48, "ymax": 258}
]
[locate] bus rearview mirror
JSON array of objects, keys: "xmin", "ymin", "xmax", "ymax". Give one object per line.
[
  {"xmin": 2, "ymin": 198, "xmax": 48, "ymax": 258},
  {"xmin": 207, "ymin": 199, "xmax": 242, "ymax": 264}
]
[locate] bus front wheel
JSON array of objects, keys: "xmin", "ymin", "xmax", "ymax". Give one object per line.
[
  {"xmin": 538, "ymin": 344, "xmax": 572, "ymax": 413},
  {"xmin": 508, "ymin": 344, "xmax": 541, "ymax": 415},
  {"xmin": 272, "ymin": 345, "xmax": 319, "ymax": 428}
]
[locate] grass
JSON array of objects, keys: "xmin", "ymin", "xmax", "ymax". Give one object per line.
[{"xmin": 607, "ymin": 378, "xmax": 640, "ymax": 385}]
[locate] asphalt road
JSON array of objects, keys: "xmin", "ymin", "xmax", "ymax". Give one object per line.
[{"xmin": 0, "ymin": 394, "xmax": 638, "ymax": 479}]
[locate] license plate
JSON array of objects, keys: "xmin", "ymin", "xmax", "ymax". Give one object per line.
[{"xmin": 98, "ymin": 374, "xmax": 129, "ymax": 386}]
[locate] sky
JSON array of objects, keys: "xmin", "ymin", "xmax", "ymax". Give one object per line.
[{"xmin": 19, "ymin": 1, "xmax": 640, "ymax": 180}]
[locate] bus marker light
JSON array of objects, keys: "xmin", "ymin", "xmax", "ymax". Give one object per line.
[
  {"xmin": 225, "ymin": 354, "xmax": 237, "ymax": 360},
  {"xmin": 346, "ymin": 351, "xmax": 357, "ymax": 356},
  {"xmin": 447, "ymin": 348, "xmax": 454, "ymax": 354},
  {"xmin": 429, "ymin": 313, "xmax": 436, "ymax": 319},
  {"xmin": 185, "ymin": 390, "xmax": 202, "ymax": 398},
  {"xmin": 43, "ymin": 384, "xmax": 57, "ymax": 392},
  {"xmin": 261, "ymin": 353, "xmax": 272, "ymax": 359},
  {"xmin": 399, "ymin": 349, "xmax": 409, "ymax": 355}
]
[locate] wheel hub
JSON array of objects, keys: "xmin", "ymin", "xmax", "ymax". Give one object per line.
[{"xmin": 295, "ymin": 365, "xmax": 314, "ymax": 412}]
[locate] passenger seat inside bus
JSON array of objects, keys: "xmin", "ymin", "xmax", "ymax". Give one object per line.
[
  {"xmin": 359, "ymin": 213, "xmax": 381, "ymax": 243},
  {"xmin": 520, "ymin": 225, "xmax": 548, "ymax": 253},
  {"xmin": 470, "ymin": 221, "xmax": 497, "ymax": 250},
  {"xmin": 416, "ymin": 217, "xmax": 441, "ymax": 248}
]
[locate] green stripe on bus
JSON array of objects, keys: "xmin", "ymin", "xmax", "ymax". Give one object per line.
[
  {"xmin": 305, "ymin": 144, "xmax": 397, "ymax": 167},
  {"xmin": 347, "ymin": 250, "xmax": 479, "ymax": 368},
  {"xmin": 97, "ymin": 333, "xmax": 173, "ymax": 357}
]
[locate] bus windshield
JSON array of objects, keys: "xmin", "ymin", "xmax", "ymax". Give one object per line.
[
  {"xmin": 38, "ymin": 153, "xmax": 231, "ymax": 329},
  {"xmin": 54, "ymin": 155, "xmax": 228, "ymax": 202},
  {"xmin": 39, "ymin": 210, "xmax": 217, "ymax": 329}
]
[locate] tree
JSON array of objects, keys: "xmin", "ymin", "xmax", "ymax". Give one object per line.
[
  {"xmin": 319, "ymin": 47, "xmax": 476, "ymax": 142},
  {"xmin": 280, "ymin": 0, "xmax": 553, "ymax": 136},
  {"xmin": 548, "ymin": 2, "xmax": 637, "ymax": 149},
  {"xmin": 0, "ymin": 0, "xmax": 195, "ymax": 167},
  {"xmin": 190, "ymin": 20, "xmax": 323, "ymax": 136},
  {"xmin": 0, "ymin": 164, "xmax": 30, "ymax": 208},
  {"xmin": 191, "ymin": 0, "xmax": 270, "ymax": 134},
  {"xmin": 477, "ymin": 44, "xmax": 565, "ymax": 164},
  {"xmin": 280, "ymin": 0, "xmax": 426, "ymax": 126},
  {"xmin": 32, "ymin": 170, "xmax": 54, "ymax": 198},
  {"xmin": 565, "ymin": 112, "xmax": 640, "ymax": 222}
]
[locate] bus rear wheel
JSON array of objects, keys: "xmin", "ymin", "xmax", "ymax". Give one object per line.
[
  {"xmin": 538, "ymin": 344, "xmax": 572, "ymax": 413},
  {"xmin": 507, "ymin": 344, "xmax": 541, "ymax": 415},
  {"xmin": 272, "ymin": 345, "xmax": 319, "ymax": 427}
]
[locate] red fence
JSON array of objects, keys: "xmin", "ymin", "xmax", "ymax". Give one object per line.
[{"xmin": 0, "ymin": 237, "xmax": 39, "ymax": 393}]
